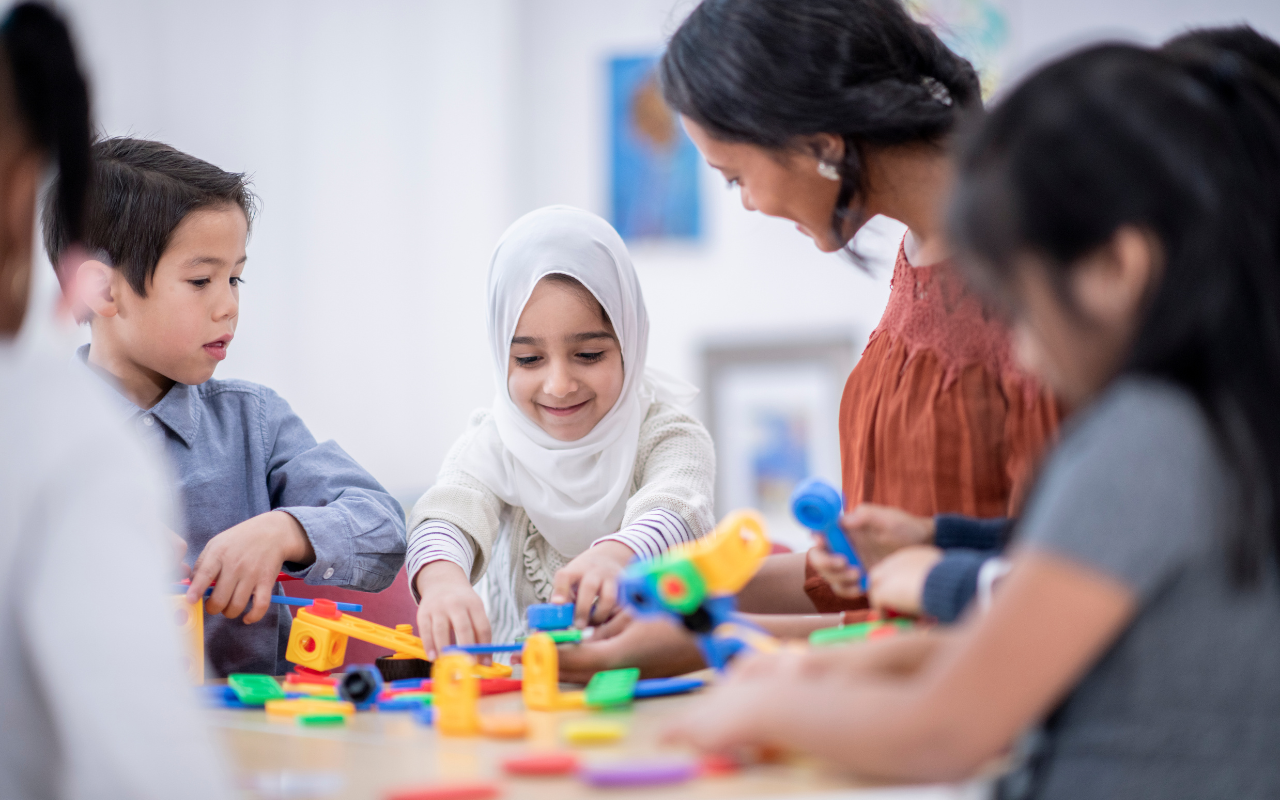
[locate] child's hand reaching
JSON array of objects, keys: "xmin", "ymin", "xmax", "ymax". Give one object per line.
[
  {"xmin": 866, "ymin": 545, "xmax": 943, "ymax": 616},
  {"xmin": 839, "ymin": 503, "xmax": 935, "ymax": 567},
  {"xmin": 808, "ymin": 544, "xmax": 865, "ymax": 599},
  {"xmin": 185, "ymin": 510, "xmax": 314, "ymax": 625},
  {"xmin": 414, "ymin": 561, "xmax": 491, "ymax": 660},
  {"xmin": 550, "ymin": 540, "xmax": 635, "ymax": 628}
]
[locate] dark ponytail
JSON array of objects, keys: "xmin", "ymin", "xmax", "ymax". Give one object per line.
[
  {"xmin": 659, "ymin": 0, "xmax": 980, "ymax": 246},
  {"xmin": 949, "ymin": 41, "xmax": 1280, "ymax": 584},
  {"xmin": 1, "ymin": 2, "xmax": 91, "ymax": 251}
]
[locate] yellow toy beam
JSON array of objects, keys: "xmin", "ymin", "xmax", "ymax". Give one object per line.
[{"xmin": 668, "ymin": 509, "xmax": 770, "ymax": 596}]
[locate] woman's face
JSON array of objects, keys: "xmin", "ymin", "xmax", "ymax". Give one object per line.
[{"xmin": 683, "ymin": 116, "xmax": 845, "ymax": 252}]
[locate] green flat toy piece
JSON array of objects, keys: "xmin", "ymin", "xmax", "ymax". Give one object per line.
[
  {"xmin": 298, "ymin": 713, "xmax": 346, "ymax": 726},
  {"xmin": 585, "ymin": 667, "xmax": 640, "ymax": 708},
  {"xmin": 394, "ymin": 692, "xmax": 433, "ymax": 705},
  {"xmin": 517, "ymin": 629, "xmax": 583, "ymax": 645},
  {"xmin": 809, "ymin": 619, "xmax": 912, "ymax": 647},
  {"xmin": 227, "ymin": 673, "xmax": 285, "ymax": 704}
]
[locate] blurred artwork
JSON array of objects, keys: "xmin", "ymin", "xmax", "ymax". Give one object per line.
[
  {"xmin": 609, "ymin": 55, "xmax": 701, "ymax": 241},
  {"xmin": 907, "ymin": 0, "xmax": 1011, "ymax": 96}
]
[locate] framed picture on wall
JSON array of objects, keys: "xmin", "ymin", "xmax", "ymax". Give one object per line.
[{"xmin": 702, "ymin": 335, "xmax": 858, "ymax": 553}]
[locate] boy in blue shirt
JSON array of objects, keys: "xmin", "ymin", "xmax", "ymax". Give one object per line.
[{"xmin": 45, "ymin": 137, "xmax": 406, "ymax": 676}]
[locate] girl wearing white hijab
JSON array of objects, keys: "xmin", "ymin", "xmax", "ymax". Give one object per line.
[{"xmin": 407, "ymin": 207, "xmax": 716, "ymax": 655}]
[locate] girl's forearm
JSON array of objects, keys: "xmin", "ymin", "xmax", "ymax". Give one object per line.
[
  {"xmin": 741, "ymin": 612, "xmax": 841, "ymax": 638},
  {"xmin": 735, "ymin": 552, "xmax": 817, "ymax": 613}
]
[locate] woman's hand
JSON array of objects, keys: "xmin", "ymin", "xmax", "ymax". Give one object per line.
[
  {"xmin": 867, "ymin": 545, "xmax": 943, "ymax": 616},
  {"xmin": 551, "ymin": 540, "xmax": 635, "ymax": 628},
  {"xmin": 807, "ymin": 544, "xmax": 865, "ymax": 599},
  {"xmin": 414, "ymin": 561, "xmax": 491, "ymax": 660},
  {"xmin": 840, "ymin": 503, "xmax": 935, "ymax": 568}
]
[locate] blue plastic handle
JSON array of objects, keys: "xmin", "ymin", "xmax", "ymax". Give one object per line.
[
  {"xmin": 176, "ymin": 586, "xmax": 364, "ymax": 614},
  {"xmin": 790, "ymin": 477, "xmax": 867, "ymax": 590},
  {"xmin": 526, "ymin": 602, "xmax": 576, "ymax": 631}
]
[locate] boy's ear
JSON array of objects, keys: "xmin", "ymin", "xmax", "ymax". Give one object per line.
[{"xmin": 75, "ymin": 259, "xmax": 121, "ymax": 318}]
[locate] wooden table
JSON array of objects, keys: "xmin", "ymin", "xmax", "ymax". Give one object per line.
[{"xmin": 212, "ymin": 681, "xmax": 991, "ymax": 800}]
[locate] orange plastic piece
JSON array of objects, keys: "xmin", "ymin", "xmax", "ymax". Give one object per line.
[
  {"xmin": 520, "ymin": 633, "xmax": 582, "ymax": 711},
  {"xmin": 502, "ymin": 752, "xmax": 579, "ymax": 776},
  {"xmin": 286, "ymin": 607, "xmax": 430, "ymax": 672},
  {"xmin": 309, "ymin": 598, "xmax": 343, "ymax": 620},
  {"xmin": 265, "ymin": 698, "xmax": 355, "ymax": 719},
  {"xmin": 669, "ymin": 510, "xmax": 770, "ymax": 595},
  {"xmin": 479, "ymin": 713, "xmax": 528, "ymax": 739},
  {"xmin": 282, "ymin": 681, "xmax": 338, "ymax": 697},
  {"xmin": 171, "ymin": 595, "xmax": 205, "ymax": 685},
  {"xmin": 384, "ymin": 783, "xmax": 500, "ymax": 800},
  {"xmin": 433, "ymin": 653, "xmax": 480, "ymax": 736},
  {"xmin": 472, "ymin": 662, "xmax": 513, "ymax": 679}
]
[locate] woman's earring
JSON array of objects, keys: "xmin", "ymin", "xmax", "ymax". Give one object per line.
[{"xmin": 817, "ymin": 161, "xmax": 841, "ymax": 181}]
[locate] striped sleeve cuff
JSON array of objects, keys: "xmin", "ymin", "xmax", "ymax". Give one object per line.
[
  {"xmin": 406, "ymin": 520, "xmax": 477, "ymax": 602},
  {"xmin": 595, "ymin": 508, "xmax": 695, "ymax": 560}
]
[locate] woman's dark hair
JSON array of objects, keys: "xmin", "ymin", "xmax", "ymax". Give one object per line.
[
  {"xmin": 660, "ymin": 0, "xmax": 980, "ymax": 247},
  {"xmin": 948, "ymin": 41, "xmax": 1280, "ymax": 583},
  {"xmin": 0, "ymin": 3, "xmax": 91, "ymax": 252},
  {"xmin": 44, "ymin": 137, "xmax": 256, "ymax": 297}
]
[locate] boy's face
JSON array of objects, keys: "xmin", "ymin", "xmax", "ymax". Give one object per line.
[{"xmin": 107, "ymin": 204, "xmax": 248, "ymax": 385}]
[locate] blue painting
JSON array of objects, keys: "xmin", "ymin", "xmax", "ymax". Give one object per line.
[{"xmin": 609, "ymin": 55, "xmax": 701, "ymax": 241}]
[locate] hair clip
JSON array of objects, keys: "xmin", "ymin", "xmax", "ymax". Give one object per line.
[{"xmin": 922, "ymin": 76, "xmax": 953, "ymax": 107}]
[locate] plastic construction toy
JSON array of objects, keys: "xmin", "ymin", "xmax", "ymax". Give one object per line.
[
  {"xmin": 632, "ymin": 676, "xmax": 704, "ymax": 699},
  {"xmin": 432, "ymin": 653, "xmax": 481, "ymax": 736},
  {"xmin": 585, "ymin": 667, "xmax": 640, "ymax": 709},
  {"xmin": 384, "ymin": 782, "xmax": 500, "ymax": 800},
  {"xmin": 791, "ymin": 476, "xmax": 866, "ymax": 591},
  {"xmin": 376, "ymin": 624, "xmax": 433, "ymax": 682},
  {"xmin": 561, "ymin": 718, "xmax": 627, "ymax": 746},
  {"xmin": 171, "ymin": 595, "xmax": 205, "ymax": 685},
  {"xmin": 285, "ymin": 600, "xmax": 428, "ymax": 673},
  {"xmin": 619, "ymin": 509, "xmax": 778, "ymax": 670},
  {"xmin": 501, "ymin": 752, "xmax": 579, "ymax": 776},
  {"xmin": 580, "ymin": 760, "xmax": 698, "ymax": 788},
  {"xmin": 527, "ymin": 602, "xmax": 575, "ymax": 631},
  {"xmin": 265, "ymin": 698, "xmax": 355, "ymax": 720},
  {"xmin": 520, "ymin": 633, "xmax": 585, "ymax": 711},
  {"xmin": 809, "ymin": 614, "xmax": 913, "ymax": 646},
  {"xmin": 337, "ymin": 665, "xmax": 384, "ymax": 709},
  {"xmin": 228, "ymin": 674, "xmax": 286, "ymax": 705}
]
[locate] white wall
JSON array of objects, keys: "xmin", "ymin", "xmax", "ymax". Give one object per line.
[{"xmin": 32, "ymin": 0, "xmax": 1280, "ymax": 505}]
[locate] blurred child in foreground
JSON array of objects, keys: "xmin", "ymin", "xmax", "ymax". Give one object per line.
[
  {"xmin": 0, "ymin": 4, "xmax": 229, "ymax": 797},
  {"xmin": 667, "ymin": 40, "xmax": 1280, "ymax": 799}
]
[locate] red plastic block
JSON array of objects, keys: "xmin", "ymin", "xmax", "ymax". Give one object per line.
[
  {"xmin": 384, "ymin": 782, "xmax": 500, "ymax": 800},
  {"xmin": 479, "ymin": 678, "xmax": 522, "ymax": 696},
  {"xmin": 289, "ymin": 668, "xmax": 337, "ymax": 686},
  {"xmin": 699, "ymin": 753, "xmax": 742, "ymax": 776},
  {"xmin": 501, "ymin": 752, "xmax": 578, "ymax": 776},
  {"xmin": 309, "ymin": 598, "xmax": 343, "ymax": 620}
]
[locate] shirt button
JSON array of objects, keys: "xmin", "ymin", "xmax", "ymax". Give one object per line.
[
  {"xmin": 142, "ymin": 415, "xmax": 154, "ymax": 426},
  {"xmin": 323, "ymin": 568, "xmax": 334, "ymax": 579}
]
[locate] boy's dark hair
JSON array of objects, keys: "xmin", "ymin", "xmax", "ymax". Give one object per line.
[
  {"xmin": 948, "ymin": 41, "xmax": 1280, "ymax": 585},
  {"xmin": 659, "ymin": 0, "xmax": 980, "ymax": 249},
  {"xmin": 44, "ymin": 137, "xmax": 256, "ymax": 296}
]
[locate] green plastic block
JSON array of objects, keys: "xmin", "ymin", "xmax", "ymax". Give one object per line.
[
  {"xmin": 298, "ymin": 713, "xmax": 346, "ymax": 726},
  {"xmin": 547, "ymin": 629, "xmax": 583, "ymax": 644},
  {"xmin": 394, "ymin": 692, "xmax": 433, "ymax": 705},
  {"xmin": 649, "ymin": 558, "xmax": 707, "ymax": 615},
  {"xmin": 585, "ymin": 667, "xmax": 640, "ymax": 708},
  {"xmin": 227, "ymin": 673, "xmax": 285, "ymax": 704},
  {"xmin": 808, "ymin": 619, "xmax": 912, "ymax": 647}
]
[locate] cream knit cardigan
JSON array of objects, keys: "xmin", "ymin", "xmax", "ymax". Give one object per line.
[{"xmin": 407, "ymin": 400, "xmax": 716, "ymax": 640}]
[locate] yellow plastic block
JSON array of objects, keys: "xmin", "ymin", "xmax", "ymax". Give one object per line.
[
  {"xmin": 672, "ymin": 510, "xmax": 770, "ymax": 595},
  {"xmin": 285, "ymin": 613, "xmax": 348, "ymax": 672},
  {"xmin": 472, "ymin": 662, "xmax": 513, "ymax": 679},
  {"xmin": 520, "ymin": 634, "xmax": 585, "ymax": 711},
  {"xmin": 291, "ymin": 607, "xmax": 428, "ymax": 661},
  {"xmin": 171, "ymin": 595, "xmax": 205, "ymax": 685},
  {"xmin": 433, "ymin": 653, "xmax": 480, "ymax": 736},
  {"xmin": 561, "ymin": 719, "xmax": 627, "ymax": 746},
  {"xmin": 265, "ymin": 698, "xmax": 355, "ymax": 719},
  {"xmin": 281, "ymin": 681, "xmax": 338, "ymax": 697},
  {"xmin": 553, "ymin": 689, "xmax": 586, "ymax": 710},
  {"xmin": 479, "ymin": 713, "xmax": 528, "ymax": 738}
]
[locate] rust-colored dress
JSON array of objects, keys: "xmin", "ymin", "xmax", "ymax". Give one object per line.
[{"xmin": 804, "ymin": 243, "xmax": 1061, "ymax": 611}]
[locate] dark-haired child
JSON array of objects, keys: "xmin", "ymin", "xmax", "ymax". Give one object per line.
[
  {"xmin": 49, "ymin": 137, "xmax": 406, "ymax": 676},
  {"xmin": 668, "ymin": 40, "xmax": 1280, "ymax": 798}
]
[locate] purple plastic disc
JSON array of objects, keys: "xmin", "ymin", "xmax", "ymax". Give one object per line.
[{"xmin": 580, "ymin": 761, "xmax": 698, "ymax": 788}]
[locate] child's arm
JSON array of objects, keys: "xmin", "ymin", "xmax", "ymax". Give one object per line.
[{"xmin": 188, "ymin": 389, "xmax": 405, "ymax": 622}]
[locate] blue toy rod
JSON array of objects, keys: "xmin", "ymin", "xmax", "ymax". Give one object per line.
[
  {"xmin": 790, "ymin": 477, "xmax": 867, "ymax": 591},
  {"xmin": 171, "ymin": 584, "xmax": 362, "ymax": 613},
  {"xmin": 441, "ymin": 643, "xmax": 525, "ymax": 655}
]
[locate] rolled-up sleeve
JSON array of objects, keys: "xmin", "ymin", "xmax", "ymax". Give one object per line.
[{"xmin": 261, "ymin": 390, "xmax": 406, "ymax": 591}]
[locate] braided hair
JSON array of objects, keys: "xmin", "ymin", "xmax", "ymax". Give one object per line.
[{"xmin": 659, "ymin": 0, "xmax": 979, "ymax": 246}]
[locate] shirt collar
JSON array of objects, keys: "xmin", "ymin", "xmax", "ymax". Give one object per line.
[{"xmin": 74, "ymin": 343, "xmax": 202, "ymax": 447}]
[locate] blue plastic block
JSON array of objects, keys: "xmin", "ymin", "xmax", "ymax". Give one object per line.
[
  {"xmin": 442, "ymin": 643, "xmax": 524, "ymax": 654},
  {"xmin": 336, "ymin": 665, "xmax": 384, "ymax": 709},
  {"xmin": 377, "ymin": 697, "xmax": 428, "ymax": 712},
  {"xmin": 791, "ymin": 477, "xmax": 866, "ymax": 590},
  {"xmin": 413, "ymin": 704, "xmax": 434, "ymax": 726},
  {"xmin": 200, "ymin": 685, "xmax": 258, "ymax": 709},
  {"xmin": 387, "ymin": 678, "xmax": 430, "ymax": 690},
  {"xmin": 526, "ymin": 602, "xmax": 575, "ymax": 631},
  {"xmin": 633, "ymin": 676, "xmax": 704, "ymax": 699}
]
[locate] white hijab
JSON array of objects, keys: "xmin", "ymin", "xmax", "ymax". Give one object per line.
[{"xmin": 458, "ymin": 206, "xmax": 696, "ymax": 556}]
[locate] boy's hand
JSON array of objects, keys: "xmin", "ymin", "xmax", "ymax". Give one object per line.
[
  {"xmin": 839, "ymin": 503, "xmax": 935, "ymax": 568},
  {"xmin": 185, "ymin": 510, "xmax": 314, "ymax": 625},
  {"xmin": 551, "ymin": 540, "xmax": 635, "ymax": 628},
  {"xmin": 414, "ymin": 561, "xmax": 491, "ymax": 660},
  {"xmin": 807, "ymin": 543, "xmax": 864, "ymax": 599},
  {"xmin": 866, "ymin": 545, "xmax": 943, "ymax": 616}
]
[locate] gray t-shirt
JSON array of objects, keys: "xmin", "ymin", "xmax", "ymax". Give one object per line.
[{"xmin": 1014, "ymin": 377, "xmax": 1280, "ymax": 799}]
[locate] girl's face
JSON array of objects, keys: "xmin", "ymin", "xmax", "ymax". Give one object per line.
[
  {"xmin": 508, "ymin": 277, "xmax": 624, "ymax": 442},
  {"xmin": 683, "ymin": 116, "xmax": 845, "ymax": 252},
  {"xmin": 1004, "ymin": 227, "xmax": 1157, "ymax": 408}
]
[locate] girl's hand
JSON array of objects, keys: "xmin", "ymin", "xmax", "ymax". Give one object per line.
[
  {"xmin": 557, "ymin": 617, "xmax": 707, "ymax": 683},
  {"xmin": 866, "ymin": 545, "xmax": 943, "ymax": 616},
  {"xmin": 551, "ymin": 540, "xmax": 635, "ymax": 628},
  {"xmin": 839, "ymin": 503, "xmax": 935, "ymax": 568},
  {"xmin": 186, "ymin": 510, "xmax": 314, "ymax": 625},
  {"xmin": 807, "ymin": 543, "xmax": 864, "ymax": 599},
  {"xmin": 414, "ymin": 561, "xmax": 491, "ymax": 660}
]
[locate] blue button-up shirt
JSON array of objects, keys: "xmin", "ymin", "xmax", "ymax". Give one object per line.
[{"xmin": 78, "ymin": 346, "xmax": 405, "ymax": 676}]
